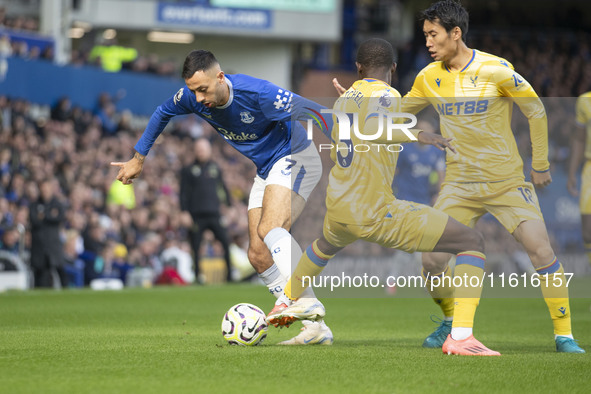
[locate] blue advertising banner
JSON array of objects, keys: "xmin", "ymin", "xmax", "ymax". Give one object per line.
[
  {"xmin": 0, "ymin": 57, "xmax": 183, "ymax": 116},
  {"xmin": 157, "ymin": 2, "xmax": 272, "ymax": 30},
  {"xmin": 212, "ymin": 0, "xmax": 336, "ymax": 13}
]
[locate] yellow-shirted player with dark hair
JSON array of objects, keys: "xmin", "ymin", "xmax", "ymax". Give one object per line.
[
  {"xmin": 398, "ymin": 0, "xmax": 584, "ymax": 354},
  {"xmin": 568, "ymin": 92, "xmax": 591, "ymax": 265},
  {"xmin": 267, "ymin": 37, "xmax": 502, "ymax": 355}
]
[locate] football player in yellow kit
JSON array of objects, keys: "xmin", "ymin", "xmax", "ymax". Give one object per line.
[
  {"xmin": 568, "ymin": 92, "xmax": 591, "ymax": 265},
  {"xmin": 404, "ymin": 0, "xmax": 583, "ymax": 354},
  {"xmin": 268, "ymin": 38, "xmax": 502, "ymax": 355},
  {"xmin": 331, "ymin": 0, "xmax": 584, "ymax": 354}
]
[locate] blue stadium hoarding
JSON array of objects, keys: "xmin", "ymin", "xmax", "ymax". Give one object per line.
[
  {"xmin": 157, "ymin": 2, "xmax": 271, "ymax": 30},
  {"xmin": 211, "ymin": 0, "xmax": 335, "ymax": 12}
]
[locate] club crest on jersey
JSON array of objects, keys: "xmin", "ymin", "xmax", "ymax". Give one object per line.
[
  {"xmin": 240, "ymin": 111, "xmax": 255, "ymax": 124},
  {"xmin": 173, "ymin": 88, "xmax": 183, "ymax": 105},
  {"xmin": 470, "ymin": 75, "xmax": 478, "ymax": 87},
  {"xmin": 435, "ymin": 78, "xmax": 441, "ymax": 87},
  {"xmin": 378, "ymin": 93, "xmax": 392, "ymax": 107}
]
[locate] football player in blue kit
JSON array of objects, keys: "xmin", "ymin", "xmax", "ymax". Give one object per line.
[{"xmin": 112, "ymin": 50, "xmax": 333, "ymax": 345}]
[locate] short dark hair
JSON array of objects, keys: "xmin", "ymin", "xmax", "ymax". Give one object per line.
[
  {"xmin": 182, "ymin": 50, "xmax": 219, "ymax": 79},
  {"xmin": 356, "ymin": 38, "xmax": 395, "ymax": 70},
  {"xmin": 420, "ymin": 0, "xmax": 469, "ymax": 42}
]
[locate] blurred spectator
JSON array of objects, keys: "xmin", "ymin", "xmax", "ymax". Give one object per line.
[
  {"xmin": 110, "ymin": 242, "xmax": 134, "ymax": 284},
  {"xmin": 63, "ymin": 229, "xmax": 85, "ymax": 287},
  {"xmin": 0, "ymin": 224, "xmax": 20, "ymax": 255},
  {"xmin": 137, "ymin": 232, "xmax": 163, "ymax": 276},
  {"xmin": 160, "ymin": 239, "xmax": 195, "ymax": 284},
  {"xmin": 83, "ymin": 221, "xmax": 106, "ymax": 256},
  {"xmin": 29, "ymin": 179, "xmax": 67, "ymax": 288},
  {"xmin": 88, "ymin": 38, "xmax": 138, "ymax": 73},
  {"xmin": 0, "ymin": 147, "xmax": 14, "ymax": 192},
  {"xmin": 155, "ymin": 260, "xmax": 186, "ymax": 286},
  {"xmin": 0, "ymin": 197, "xmax": 11, "ymax": 227},
  {"xmin": 180, "ymin": 138, "xmax": 233, "ymax": 283},
  {"xmin": 50, "ymin": 97, "xmax": 72, "ymax": 122},
  {"xmin": 106, "ymin": 179, "xmax": 136, "ymax": 209},
  {"xmin": 96, "ymin": 102, "xmax": 118, "ymax": 135},
  {"xmin": 117, "ymin": 110, "xmax": 133, "ymax": 133},
  {"xmin": 0, "ymin": 34, "xmax": 12, "ymax": 81},
  {"xmin": 98, "ymin": 241, "xmax": 132, "ymax": 283}
]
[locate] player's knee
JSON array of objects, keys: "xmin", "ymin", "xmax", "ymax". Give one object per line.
[
  {"xmin": 530, "ymin": 244, "xmax": 555, "ymax": 266},
  {"xmin": 256, "ymin": 222, "xmax": 289, "ymax": 242},
  {"xmin": 422, "ymin": 254, "xmax": 447, "ymax": 273}
]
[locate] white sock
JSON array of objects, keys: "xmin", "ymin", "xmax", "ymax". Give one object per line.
[
  {"xmin": 264, "ymin": 227, "xmax": 316, "ymax": 299},
  {"xmin": 451, "ymin": 327, "xmax": 472, "ymax": 341},
  {"xmin": 264, "ymin": 227, "xmax": 295, "ymax": 276},
  {"xmin": 275, "ymin": 292, "xmax": 292, "ymax": 307},
  {"xmin": 444, "ymin": 317, "xmax": 453, "ymax": 322},
  {"xmin": 556, "ymin": 334, "xmax": 574, "ymax": 340},
  {"xmin": 257, "ymin": 264, "xmax": 287, "ymax": 299}
]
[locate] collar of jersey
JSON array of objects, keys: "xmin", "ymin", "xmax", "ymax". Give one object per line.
[
  {"xmin": 217, "ymin": 76, "xmax": 234, "ymax": 109},
  {"xmin": 444, "ymin": 49, "xmax": 475, "ymax": 73},
  {"xmin": 362, "ymin": 78, "xmax": 388, "ymax": 85}
]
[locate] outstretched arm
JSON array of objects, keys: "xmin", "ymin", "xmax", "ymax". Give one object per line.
[{"xmin": 112, "ymin": 87, "xmax": 192, "ymax": 184}]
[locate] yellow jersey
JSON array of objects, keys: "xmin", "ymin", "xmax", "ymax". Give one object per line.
[
  {"xmin": 326, "ymin": 78, "xmax": 418, "ymax": 225},
  {"xmin": 403, "ymin": 49, "xmax": 549, "ymax": 183},
  {"xmin": 576, "ymin": 91, "xmax": 591, "ymax": 160}
]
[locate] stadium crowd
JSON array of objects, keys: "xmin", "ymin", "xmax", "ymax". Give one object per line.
[{"xmin": 0, "ymin": 93, "xmax": 256, "ymax": 287}]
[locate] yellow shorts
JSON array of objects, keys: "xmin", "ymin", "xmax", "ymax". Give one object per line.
[
  {"xmin": 434, "ymin": 177, "xmax": 544, "ymax": 233},
  {"xmin": 323, "ymin": 199, "xmax": 448, "ymax": 253},
  {"xmin": 581, "ymin": 161, "xmax": 591, "ymax": 215}
]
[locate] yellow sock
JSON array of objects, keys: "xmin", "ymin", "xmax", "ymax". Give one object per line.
[
  {"xmin": 285, "ymin": 240, "xmax": 333, "ymax": 300},
  {"xmin": 422, "ymin": 266, "xmax": 454, "ymax": 318},
  {"xmin": 537, "ymin": 258, "xmax": 572, "ymax": 336},
  {"xmin": 452, "ymin": 251, "xmax": 485, "ymax": 328}
]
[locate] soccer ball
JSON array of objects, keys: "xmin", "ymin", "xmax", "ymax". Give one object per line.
[{"xmin": 221, "ymin": 303, "xmax": 268, "ymax": 346}]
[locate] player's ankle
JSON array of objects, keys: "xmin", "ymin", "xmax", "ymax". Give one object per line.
[{"xmin": 451, "ymin": 327, "xmax": 472, "ymax": 340}]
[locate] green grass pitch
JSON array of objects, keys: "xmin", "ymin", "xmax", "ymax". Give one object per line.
[{"xmin": 0, "ymin": 283, "xmax": 589, "ymax": 394}]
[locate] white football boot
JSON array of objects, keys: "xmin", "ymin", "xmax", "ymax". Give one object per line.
[{"xmin": 279, "ymin": 320, "xmax": 333, "ymax": 345}]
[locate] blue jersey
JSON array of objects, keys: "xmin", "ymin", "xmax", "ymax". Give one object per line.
[
  {"xmin": 393, "ymin": 143, "xmax": 444, "ymax": 205},
  {"xmin": 135, "ymin": 74, "xmax": 329, "ymax": 179}
]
